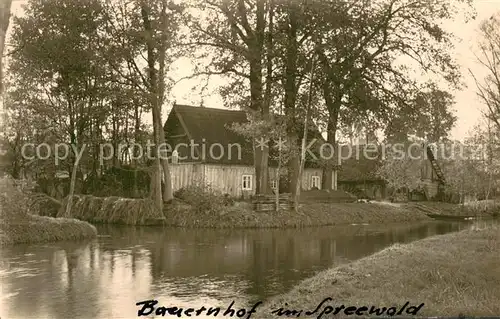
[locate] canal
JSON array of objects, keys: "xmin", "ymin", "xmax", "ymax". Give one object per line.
[{"xmin": 0, "ymin": 220, "xmax": 487, "ymax": 318}]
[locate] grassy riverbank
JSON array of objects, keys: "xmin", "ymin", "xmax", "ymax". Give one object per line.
[
  {"xmin": 32, "ymin": 184, "xmax": 497, "ymax": 228},
  {"xmin": 165, "ymin": 201, "xmax": 431, "ymax": 228},
  {"xmin": 0, "ymin": 178, "xmax": 97, "ymax": 246},
  {"xmin": 256, "ymin": 225, "xmax": 500, "ymax": 317},
  {"xmin": 412, "ymin": 200, "xmax": 500, "ymax": 218},
  {"xmin": 0, "ymin": 214, "xmax": 98, "ymax": 245},
  {"xmin": 57, "ymin": 195, "xmax": 166, "ymax": 225}
]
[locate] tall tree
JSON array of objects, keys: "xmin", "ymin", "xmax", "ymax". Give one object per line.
[
  {"xmin": 385, "ymin": 82, "xmax": 457, "ymax": 142},
  {"xmin": 184, "ymin": 0, "xmax": 274, "ymax": 194},
  {"xmin": 273, "ymin": 0, "xmax": 322, "ymax": 203},
  {"xmin": 0, "ymin": 0, "xmax": 12, "ymax": 93},
  {"xmin": 102, "ymin": 0, "xmax": 183, "ymax": 209},
  {"xmin": 313, "ymin": 0, "xmax": 472, "ymax": 189},
  {"xmin": 472, "ymin": 13, "xmax": 500, "ymax": 132},
  {"xmin": 7, "ymin": 0, "xmax": 111, "ymax": 211}
]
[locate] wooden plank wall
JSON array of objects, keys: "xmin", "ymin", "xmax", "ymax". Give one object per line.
[
  {"xmin": 169, "ymin": 163, "xmax": 333, "ymax": 197},
  {"xmin": 422, "ymin": 179, "xmax": 439, "ymax": 199},
  {"xmin": 204, "ymin": 164, "xmax": 255, "ymax": 197},
  {"xmin": 267, "ymin": 168, "xmax": 326, "ymax": 190},
  {"xmin": 301, "ymin": 168, "xmax": 324, "ymax": 190},
  {"xmin": 168, "ymin": 163, "xmax": 204, "ymax": 191}
]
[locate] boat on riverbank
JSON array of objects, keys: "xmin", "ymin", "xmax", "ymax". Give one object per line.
[{"xmin": 425, "ymin": 213, "xmax": 477, "ymax": 221}]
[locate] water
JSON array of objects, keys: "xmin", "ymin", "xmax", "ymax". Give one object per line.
[{"xmin": 0, "ymin": 221, "xmax": 487, "ymax": 319}]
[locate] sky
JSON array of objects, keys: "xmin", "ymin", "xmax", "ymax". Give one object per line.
[
  {"xmin": 444, "ymin": 0, "xmax": 500, "ymax": 139},
  {"xmin": 5, "ymin": 0, "xmax": 500, "ymax": 141}
]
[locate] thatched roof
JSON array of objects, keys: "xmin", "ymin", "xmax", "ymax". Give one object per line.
[{"xmin": 163, "ymin": 104, "xmax": 327, "ymax": 167}]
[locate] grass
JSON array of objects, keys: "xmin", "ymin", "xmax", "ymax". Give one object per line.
[
  {"xmin": 299, "ymin": 190, "xmax": 357, "ymax": 203},
  {"xmin": 57, "ymin": 194, "xmax": 166, "ymax": 225},
  {"xmin": 255, "ymin": 225, "xmax": 500, "ymax": 317},
  {"xmin": 164, "ymin": 201, "xmax": 431, "ymax": 228},
  {"xmin": 0, "ymin": 214, "xmax": 98, "ymax": 245},
  {"xmin": 413, "ymin": 201, "xmax": 500, "ymax": 218},
  {"xmin": 0, "ymin": 177, "xmax": 97, "ymax": 246}
]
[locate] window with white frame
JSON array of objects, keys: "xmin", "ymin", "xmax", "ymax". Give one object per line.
[
  {"xmin": 311, "ymin": 175, "xmax": 321, "ymax": 189},
  {"xmin": 242, "ymin": 175, "xmax": 253, "ymax": 190},
  {"xmin": 271, "ymin": 179, "xmax": 278, "ymax": 189}
]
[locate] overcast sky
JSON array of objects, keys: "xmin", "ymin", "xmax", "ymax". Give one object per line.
[{"xmin": 7, "ymin": 0, "xmax": 500, "ymax": 141}]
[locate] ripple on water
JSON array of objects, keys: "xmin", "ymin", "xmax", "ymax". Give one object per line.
[
  {"xmin": 14, "ymin": 272, "xmax": 40, "ymax": 278},
  {"xmin": 0, "ymin": 292, "xmax": 19, "ymax": 300},
  {"xmin": 2, "ymin": 221, "xmax": 487, "ymax": 319},
  {"xmin": 0, "ymin": 267, "xmax": 43, "ymax": 277}
]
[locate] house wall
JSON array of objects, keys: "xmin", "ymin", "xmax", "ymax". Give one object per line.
[
  {"xmin": 300, "ymin": 168, "xmax": 324, "ymax": 190},
  {"xmin": 267, "ymin": 167, "xmax": 328, "ymax": 190},
  {"xmin": 420, "ymin": 158, "xmax": 441, "ymax": 199},
  {"xmin": 421, "ymin": 159, "xmax": 435, "ymax": 180},
  {"xmin": 169, "ymin": 163, "xmax": 205, "ymax": 191},
  {"xmin": 422, "ymin": 179, "xmax": 439, "ymax": 199},
  {"xmin": 168, "ymin": 163, "xmax": 335, "ymax": 198},
  {"xmin": 203, "ymin": 164, "xmax": 255, "ymax": 198}
]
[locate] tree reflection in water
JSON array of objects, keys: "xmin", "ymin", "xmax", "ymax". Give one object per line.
[{"xmin": 1, "ymin": 220, "xmax": 493, "ymax": 319}]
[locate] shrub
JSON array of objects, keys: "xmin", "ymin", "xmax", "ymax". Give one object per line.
[
  {"xmin": 0, "ymin": 177, "xmax": 30, "ymax": 223},
  {"xmin": 173, "ymin": 184, "xmax": 231, "ymax": 214},
  {"xmin": 82, "ymin": 167, "xmax": 150, "ymax": 198},
  {"xmin": 341, "ymin": 184, "xmax": 365, "ymax": 199},
  {"xmin": 222, "ymin": 193, "xmax": 235, "ymax": 206},
  {"xmin": 1, "ymin": 177, "xmax": 97, "ymax": 245},
  {"xmin": 464, "ymin": 200, "xmax": 500, "ymax": 217},
  {"xmin": 58, "ymin": 195, "xmax": 164, "ymax": 225},
  {"xmin": 0, "ymin": 177, "xmax": 61, "ymax": 217},
  {"xmin": 28, "ymin": 193, "xmax": 62, "ymax": 217}
]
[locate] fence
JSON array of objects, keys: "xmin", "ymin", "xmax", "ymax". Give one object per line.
[{"xmin": 252, "ymin": 193, "xmax": 293, "ymax": 212}]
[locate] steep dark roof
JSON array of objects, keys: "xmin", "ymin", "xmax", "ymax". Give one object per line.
[
  {"xmin": 173, "ymin": 104, "xmax": 249, "ymax": 151},
  {"xmin": 164, "ymin": 104, "xmax": 327, "ymax": 167}
]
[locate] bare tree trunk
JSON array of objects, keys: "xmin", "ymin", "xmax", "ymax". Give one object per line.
[
  {"xmin": 149, "ymin": 160, "xmax": 162, "ymax": 210},
  {"xmin": 157, "ymin": 0, "xmax": 172, "ymax": 203},
  {"xmin": 322, "ymin": 93, "xmax": 340, "ymax": 190},
  {"xmin": 65, "ymin": 148, "xmax": 82, "ymax": 216},
  {"xmin": 275, "ymin": 138, "xmax": 282, "ymax": 212},
  {"xmin": 249, "ymin": 56, "xmax": 266, "ymax": 195},
  {"xmin": 141, "ymin": 2, "xmax": 164, "ymax": 211},
  {"xmin": 263, "ymin": 0, "xmax": 274, "ymax": 203},
  {"xmin": 283, "ymin": 4, "xmax": 299, "ymax": 203},
  {"xmin": 0, "ymin": 0, "xmax": 13, "ymax": 94},
  {"xmin": 133, "ymin": 104, "xmax": 140, "ymax": 197},
  {"xmin": 294, "ymin": 54, "xmax": 316, "ymax": 212}
]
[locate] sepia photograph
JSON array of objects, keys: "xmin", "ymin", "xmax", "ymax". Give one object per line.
[{"xmin": 0, "ymin": 0, "xmax": 499, "ymax": 318}]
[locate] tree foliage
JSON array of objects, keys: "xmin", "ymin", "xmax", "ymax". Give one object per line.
[
  {"xmin": 0, "ymin": 0, "xmax": 476, "ymax": 206},
  {"xmin": 376, "ymin": 141, "xmax": 426, "ymax": 197},
  {"xmin": 385, "ymin": 81, "xmax": 457, "ymax": 142},
  {"xmin": 442, "ymin": 122, "xmax": 500, "ymax": 202},
  {"xmin": 473, "ymin": 13, "xmax": 500, "ymax": 133},
  {"xmin": 2, "ymin": 0, "xmax": 184, "ymax": 209}
]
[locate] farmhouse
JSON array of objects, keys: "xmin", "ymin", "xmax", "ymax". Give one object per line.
[
  {"xmin": 336, "ymin": 143, "xmax": 445, "ymax": 201},
  {"xmin": 336, "ymin": 145, "xmax": 386, "ymax": 199},
  {"xmin": 163, "ymin": 104, "xmax": 339, "ymax": 198}
]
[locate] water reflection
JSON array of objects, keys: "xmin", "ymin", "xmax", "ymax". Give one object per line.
[{"xmin": 0, "ymin": 220, "xmax": 491, "ymax": 319}]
